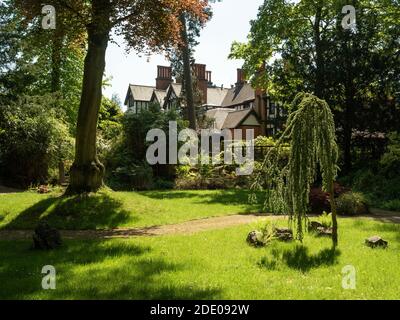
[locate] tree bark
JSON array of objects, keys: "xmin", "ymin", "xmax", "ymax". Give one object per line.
[
  {"xmin": 51, "ymin": 28, "xmax": 65, "ymax": 186},
  {"xmin": 58, "ymin": 161, "xmax": 66, "ymax": 185},
  {"xmin": 313, "ymin": 2, "xmax": 324, "ymax": 99},
  {"xmin": 342, "ymin": 31, "xmax": 355, "ymax": 174},
  {"xmin": 180, "ymin": 13, "xmax": 197, "ymax": 130},
  {"xmin": 343, "ymin": 86, "xmax": 354, "ymax": 173},
  {"xmin": 329, "ymin": 180, "xmax": 338, "ymax": 247},
  {"xmin": 67, "ymin": 0, "xmax": 110, "ymax": 194}
]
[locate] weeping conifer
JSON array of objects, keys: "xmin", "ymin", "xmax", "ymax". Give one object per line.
[{"xmin": 252, "ymin": 93, "xmax": 339, "ymax": 246}]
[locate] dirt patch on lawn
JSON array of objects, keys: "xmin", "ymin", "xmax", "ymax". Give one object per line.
[
  {"xmin": 0, "ymin": 211, "xmax": 399, "ymax": 241},
  {"xmin": 0, "ymin": 214, "xmax": 279, "ymax": 240}
]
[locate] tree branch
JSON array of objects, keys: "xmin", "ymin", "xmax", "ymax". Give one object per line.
[{"xmin": 57, "ymin": 0, "xmax": 86, "ymax": 22}]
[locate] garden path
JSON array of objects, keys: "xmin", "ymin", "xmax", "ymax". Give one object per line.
[{"xmin": 0, "ymin": 210, "xmax": 399, "ymax": 240}]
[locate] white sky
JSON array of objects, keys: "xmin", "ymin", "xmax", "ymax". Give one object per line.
[{"xmin": 103, "ymin": 0, "xmax": 264, "ymax": 105}]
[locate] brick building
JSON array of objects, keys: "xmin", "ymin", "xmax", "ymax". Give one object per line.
[{"xmin": 124, "ymin": 64, "xmax": 286, "ymax": 137}]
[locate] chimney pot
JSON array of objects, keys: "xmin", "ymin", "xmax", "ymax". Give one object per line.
[{"xmin": 206, "ymin": 71, "xmax": 212, "ymax": 84}]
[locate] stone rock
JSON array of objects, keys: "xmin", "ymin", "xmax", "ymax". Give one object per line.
[
  {"xmin": 316, "ymin": 226, "xmax": 333, "ymax": 237},
  {"xmin": 274, "ymin": 227, "xmax": 293, "ymax": 241},
  {"xmin": 365, "ymin": 236, "xmax": 388, "ymax": 249},
  {"xmin": 308, "ymin": 221, "xmax": 324, "ymax": 232},
  {"xmin": 246, "ymin": 231, "xmax": 265, "ymax": 247},
  {"xmin": 38, "ymin": 185, "xmax": 50, "ymax": 194},
  {"xmin": 32, "ymin": 222, "xmax": 62, "ymax": 250}
]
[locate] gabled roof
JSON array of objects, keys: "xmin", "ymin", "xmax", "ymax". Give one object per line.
[
  {"xmin": 222, "ymin": 109, "xmax": 260, "ymax": 129},
  {"xmin": 205, "ymin": 108, "xmax": 236, "ymax": 130},
  {"xmin": 221, "ymin": 83, "xmax": 255, "ymax": 107},
  {"xmin": 152, "ymin": 89, "xmax": 167, "ymax": 106},
  {"xmin": 205, "ymin": 87, "xmax": 230, "ymax": 107},
  {"xmin": 125, "ymin": 84, "xmax": 156, "ymax": 105},
  {"xmin": 163, "ymin": 83, "xmax": 183, "ymax": 108},
  {"xmin": 170, "ymin": 83, "xmax": 182, "ymax": 97},
  {"xmin": 124, "ymin": 80, "xmax": 257, "ymax": 109},
  {"xmin": 205, "ymin": 108, "xmax": 260, "ymax": 130}
]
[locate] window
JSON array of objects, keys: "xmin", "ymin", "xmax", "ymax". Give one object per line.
[{"xmin": 269, "ymin": 103, "xmax": 276, "ymax": 118}]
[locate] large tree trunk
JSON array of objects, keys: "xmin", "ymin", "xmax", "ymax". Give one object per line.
[
  {"xmin": 180, "ymin": 13, "xmax": 197, "ymax": 130},
  {"xmin": 51, "ymin": 29, "xmax": 65, "ymax": 186},
  {"xmin": 67, "ymin": 1, "xmax": 110, "ymax": 194}
]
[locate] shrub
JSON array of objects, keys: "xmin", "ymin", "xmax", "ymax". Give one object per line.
[
  {"xmin": 174, "ymin": 151, "xmax": 253, "ymax": 190},
  {"xmin": 335, "ymin": 192, "xmax": 369, "ymax": 216},
  {"xmin": 175, "ymin": 174, "xmax": 236, "ymax": 190},
  {"xmin": 381, "ymin": 199, "xmax": 400, "ymax": 211},
  {"xmin": 247, "ymin": 222, "xmax": 277, "ymax": 246},
  {"xmin": 380, "ymin": 132, "xmax": 400, "ymax": 177},
  {"xmin": 333, "ymin": 182, "xmax": 351, "ymax": 197},
  {"xmin": 348, "ymin": 168, "xmax": 400, "ymax": 210},
  {"xmin": 318, "ymin": 211, "xmax": 333, "ymax": 229},
  {"xmin": 108, "ymin": 162, "xmax": 154, "ymax": 191},
  {"xmin": 104, "ymin": 103, "xmax": 185, "ymax": 190},
  {"xmin": 309, "ymin": 187, "xmax": 330, "ymax": 214},
  {"xmin": 308, "ymin": 182, "xmax": 351, "ymax": 214},
  {"xmin": 0, "ymin": 95, "xmax": 74, "ymax": 187},
  {"xmin": 153, "ymin": 179, "xmax": 175, "ymax": 190}
]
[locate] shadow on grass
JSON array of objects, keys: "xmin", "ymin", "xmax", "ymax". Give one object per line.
[
  {"xmin": 140, "ymin": 189, "xmax": 265, "ymax": 213},
  {"xmin": 349, "ymin": 218, "xmax": 400, "ymax": 242},
  {"xmin": 259, "ymin": 245, "xmax": 341, "ymax": 273},
  {"xmin": 0, "ymin": 240, "xmax": 221, "ymax": 299},
  {"xmin": 1, "ymin": 193, "xmax": 135, "ymax": 230}
]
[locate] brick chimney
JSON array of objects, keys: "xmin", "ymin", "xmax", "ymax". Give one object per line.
[
  {"xmin": 236, "ymin": 68, "xmax": 246, "ymax": 85},
  {"xmin": 193, "ymin": 63, "xmax": 208, "ymax": 104},
  {"xmin": 156, "ymin": 66, "xmax": 173, "ymax": 90}
]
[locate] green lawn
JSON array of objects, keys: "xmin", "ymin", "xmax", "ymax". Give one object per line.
[
  {"xmin": 0, "ymin": 217, "xmax": 399, "ymax": 299},
  {"xmin": 0, "ymin": 189, "xmax": 263, "ymax": 230}
]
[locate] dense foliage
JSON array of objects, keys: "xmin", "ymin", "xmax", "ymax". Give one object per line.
[
  {"xmin": 230, "ymin": 0, "xmax": 400, "ymax": 172},
  {"xmin": 342, "ymin": 133, "xmax": 400, "ymax": 211},
  {"xmin": 0, "ymin": 95, "xmax": 74, "ymax": 186},
  {"xmin": 104, "ymin": 103, "xmax": 186, "ymax": 191}
]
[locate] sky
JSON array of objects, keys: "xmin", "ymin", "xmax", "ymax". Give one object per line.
[{"xmin": 103, "ymin": 0, "xmax": 264, "ymax": 106}]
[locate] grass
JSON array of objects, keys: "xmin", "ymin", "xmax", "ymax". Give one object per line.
[
  {"xmin": 0, "ymin": 189, "xmax": 263, "ymax": 230},
  {"xmin": 0, "ymin": 217, "xmax": 399, "ymax": 300}
]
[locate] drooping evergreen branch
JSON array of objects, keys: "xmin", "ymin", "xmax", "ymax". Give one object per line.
[{"xmin": 251, "ymin": 92, "xmax": 339, "ymax": 244}]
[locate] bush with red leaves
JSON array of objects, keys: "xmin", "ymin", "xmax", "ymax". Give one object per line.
[
  {"xmin": 309, "ymin": 187, "xmax": 330, "ymax": 214},
  {"xmin": 309, "ymin": 183, "xmax": 351, "ymax": 214}
]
